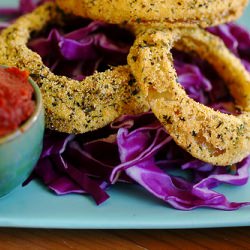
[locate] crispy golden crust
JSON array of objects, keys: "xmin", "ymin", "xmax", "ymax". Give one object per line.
[
  {"xmin": 128, "ymin": 27, "xmax": 250, "ymax": 166},
  {"xmin": 0, "ymin": 3, "xmax": 149, "ymax": 133},
  {"xmin": 56, "ymin": 0, "xmax": 248, "ymax": 28}
]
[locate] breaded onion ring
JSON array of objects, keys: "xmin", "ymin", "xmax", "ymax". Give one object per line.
[
  {"xmin": 56, "ymin": 0, "xmax": 248, "ymax": 28},
  {"xmin": 0, "ymin": 3, "xmax": 149, "ymax": 134},
  {"xmin": 128, "ymin": 27, "xmax": 250, "ymax": 166}
]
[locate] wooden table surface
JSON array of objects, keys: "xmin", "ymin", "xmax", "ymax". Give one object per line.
[{"xmin": 1, "ymin": 227, "xmax": 250, "ymax": 249}]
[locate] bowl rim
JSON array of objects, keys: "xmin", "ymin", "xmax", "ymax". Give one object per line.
[{"xmin": 0, "ymin": 66, "xmax": 43, "ymax": 144}]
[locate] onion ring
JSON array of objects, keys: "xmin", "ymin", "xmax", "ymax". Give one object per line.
[
  {"xmin": 128, "ymin": 27, "xmax": 250, "ymax": 166},
  {"xmin": 56, "ymin": 0, "xmax": 248, "ymax": 28},
  {"xmin": 0, "ymin": 3, "xmax": 149, "ymax": 134}
]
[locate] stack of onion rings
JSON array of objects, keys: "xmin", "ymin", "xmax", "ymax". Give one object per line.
[
  {"xmin": 56, "ymin": 0, "xmax": 250, "ymax": 165},
  {"xmin": 0, "ymin": 1, "xmax": 249, "ymax": 166}
]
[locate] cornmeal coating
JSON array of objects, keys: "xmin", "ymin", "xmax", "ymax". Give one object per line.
[
  {"xmin": 128, "ymin": 27, "xmax": 250, "ymax": 166},
  {"xmin": 0, "ymin": 3, "xmax": 149, "ymax": 133},
  {"xmin": 56, "ymin": 0, "xmax": 248, "ymax": 28}
]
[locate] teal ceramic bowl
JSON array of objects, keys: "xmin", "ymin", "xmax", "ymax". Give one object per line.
[{"xmin": 0, "ymin": 72, "xmax": 45, "ymax": 197}]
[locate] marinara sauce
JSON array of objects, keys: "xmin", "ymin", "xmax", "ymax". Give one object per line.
[{"xmin": 0, "ymin": 67, "xmax": 35, "ymax": 137}]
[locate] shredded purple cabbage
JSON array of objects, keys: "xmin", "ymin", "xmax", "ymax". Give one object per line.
[
  {"xmin": 1, "ymin": 1, "xmax": 250, "ymax": 210},
  {"xmin": 28, "ymin": 22, "xmax": 132, "ymax": 79},
  {"xmin": 115, "ymin": 126, "xmax": 250, "ymax": 210},
  {"xmin": 208, "ymin": 23, "xmax": 250, "ymax": 71}
]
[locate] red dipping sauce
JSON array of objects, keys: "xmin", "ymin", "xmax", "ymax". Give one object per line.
[{"xmin": 0, "ymin": 67, "xmax": 35, "ymax": 137}]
